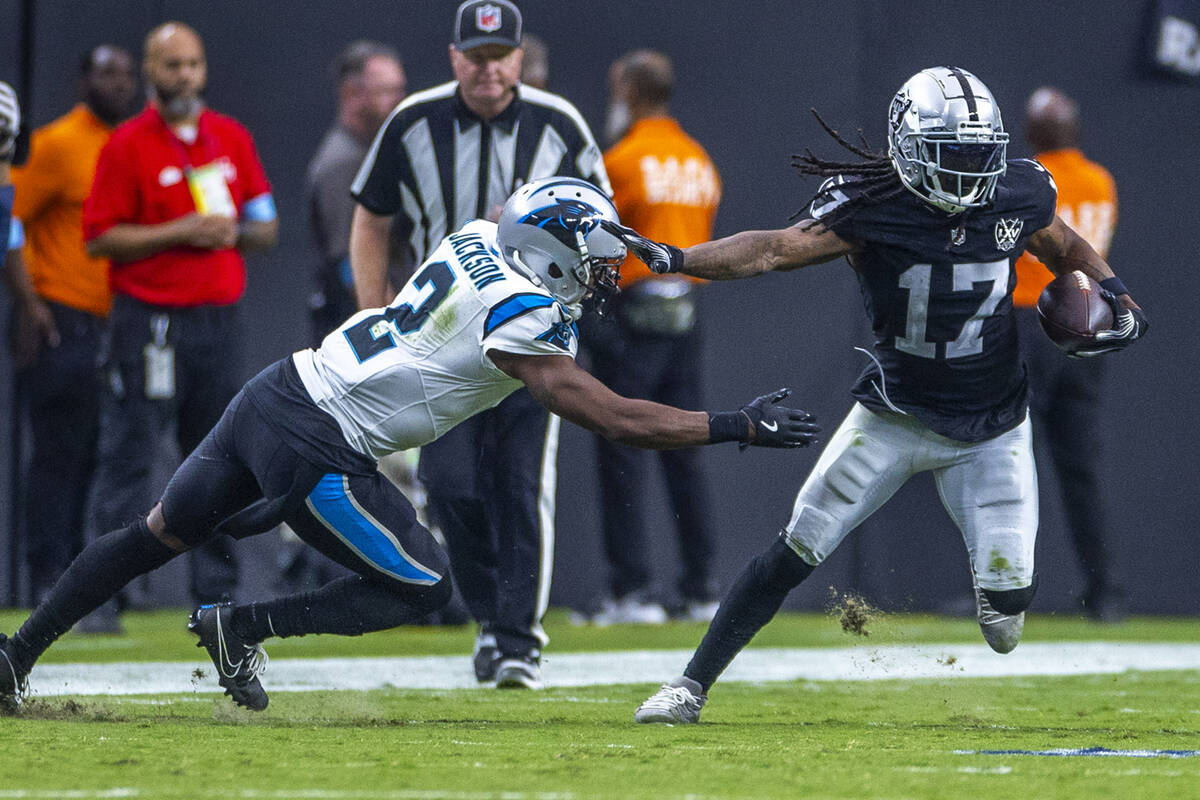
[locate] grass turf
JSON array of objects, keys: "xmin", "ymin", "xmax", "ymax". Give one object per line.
[{"xmin": 0, "ymin": 609, "xmax": 1197, "ymax": 799}]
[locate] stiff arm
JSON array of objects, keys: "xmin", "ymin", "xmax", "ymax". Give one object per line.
[{"xmin": 680, "ymin": 221, "xmax": 856, "ymax": 280}]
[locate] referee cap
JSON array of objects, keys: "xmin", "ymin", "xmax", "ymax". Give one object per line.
[{"xmin": 454, "ymin": 0, "xmax": 522, "ymax": 51}]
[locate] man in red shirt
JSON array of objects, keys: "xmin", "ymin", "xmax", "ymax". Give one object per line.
[{"xmin": 83, "ymin": 22, "xmax": 277, "ymax": 614}]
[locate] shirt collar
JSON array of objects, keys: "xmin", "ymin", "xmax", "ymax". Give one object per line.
[{"xmin": 454, "ymin": 84, "xmax": 521, "ymax": 133}]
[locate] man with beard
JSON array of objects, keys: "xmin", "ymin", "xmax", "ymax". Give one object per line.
[
  {"xmin": 5, "ymin": 46, "xmax": 137, "ymax": 607},
  {"xmin": 82, "ymin": 22, "xmax": 278, "ymax": 617}
]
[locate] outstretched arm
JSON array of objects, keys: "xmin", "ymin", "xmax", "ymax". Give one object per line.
[
  {"xmin": 488, "ymin": 350, "xmax": 819, "ymax": 450},
  {"xmin": 604, "ymin": 219, "xmax": 856, "ymax": 281},
  {"xmin": 682, "ymin": 222, "xmax": 856, "ymax": 280}
]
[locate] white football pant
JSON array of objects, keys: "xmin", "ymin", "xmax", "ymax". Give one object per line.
[{"xmin": 782, "ymin": 402, "xmax": 1037, "ymax": 593}]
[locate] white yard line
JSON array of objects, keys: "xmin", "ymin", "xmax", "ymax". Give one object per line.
[{"xmin": 23, "ymin": 642, "xmax": 1200, "ymax": 699}]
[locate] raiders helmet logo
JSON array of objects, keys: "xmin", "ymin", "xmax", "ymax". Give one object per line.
[
  {"xmin": 476, "ymin": 4, "xmax": 502, "ymax": 32},
  {"xmin": 994, "ymin": 218, "xmax": 1023, "ymax": 252}
]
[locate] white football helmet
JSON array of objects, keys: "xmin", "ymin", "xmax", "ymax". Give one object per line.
[
  {"xmin": 497, "ymin": 177, "xmax": 625, "ymax": 318},
  {"xmin": 887, "ymin": 66, "xmax": 1009, "ymax": 213}
]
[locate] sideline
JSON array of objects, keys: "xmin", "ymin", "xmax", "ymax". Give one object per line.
[{"xmin": 22, "ymin": 641, "xmax": 1200, "ymax": 698}]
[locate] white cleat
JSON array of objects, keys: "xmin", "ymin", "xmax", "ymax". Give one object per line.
[
  {"xmin": 975, "ymin": 583, "xmax": 1024, "ymax": 654},
  {"xmin": 635, "ymin": 676, "xmax": 707, "ymax": 724}
]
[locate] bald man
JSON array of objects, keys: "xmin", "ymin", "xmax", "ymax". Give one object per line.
[
  {"xmin": 1012, "ymin": 86, "xmax": 1123, "ymax": 622},
  {"xmin": 82, "ymin": 21, "xmax": 278, "ymax": 616}
]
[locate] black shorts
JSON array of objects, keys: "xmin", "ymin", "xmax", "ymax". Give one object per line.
[{"xmin": 159, "ymin": 364, "xmax": 448, "ymax": 587}]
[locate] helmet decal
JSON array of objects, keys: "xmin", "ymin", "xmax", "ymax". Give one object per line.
[{"xmin": 518, "ymin": 198, "xmax": 605, "ymax": 250}]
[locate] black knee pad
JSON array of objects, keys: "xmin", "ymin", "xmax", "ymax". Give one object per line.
[
  {"xmin": 750, "ymin": 536, "xmax": 816, "ymax": 593},
  {"xmin": 983, "ymin": 576, "xmax": 1038, "ymax": 615}
]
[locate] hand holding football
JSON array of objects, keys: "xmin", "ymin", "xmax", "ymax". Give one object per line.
[{"xmin": 1036, "ymin": 270, "xmax": 1114, "ymax": 355}]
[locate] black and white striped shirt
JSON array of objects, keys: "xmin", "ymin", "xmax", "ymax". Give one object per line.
[{"xmin": 352, "ymin": 81, "xmax": 610, "ymax": 264}]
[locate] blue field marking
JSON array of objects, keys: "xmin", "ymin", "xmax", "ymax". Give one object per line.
[{"xmin": 957, "ymin": 747, "xmax": 1200, "ymax": 759}]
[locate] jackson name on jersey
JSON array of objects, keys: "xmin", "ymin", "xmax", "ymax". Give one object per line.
[{"xmin": 294, "ymin": 220, "xmax": 578, "ymax": 459}]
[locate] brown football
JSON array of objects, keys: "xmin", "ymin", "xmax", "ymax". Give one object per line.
[{"xmin": 1036, "ymin": 270, "xmax": 1114, "ymax": 354}]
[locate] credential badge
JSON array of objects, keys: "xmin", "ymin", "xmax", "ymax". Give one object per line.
[
  {"xmin": 994, "ymin": 218, "xmax": 1023, "ymax": 252},
  {"xmin": 476, "ymin": 4, "xmax": 502, "ymax": 32}
]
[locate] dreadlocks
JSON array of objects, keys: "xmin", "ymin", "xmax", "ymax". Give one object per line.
[{"xmin": 791, "ymin": 109, "xmax": 910, "ymax": 229}]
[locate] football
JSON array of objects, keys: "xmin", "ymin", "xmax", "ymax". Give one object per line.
[{"xmin": 1036, "ymin": 270, "xmax": 1114, "ymax": 354}]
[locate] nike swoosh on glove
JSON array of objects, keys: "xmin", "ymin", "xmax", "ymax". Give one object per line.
[
  {"xmin": 1072, "ymin": 290, "xmax": 1148, "ymax": 358},
  {"xmin": 739, "ymin": 388, "xmax": 820, "ymax": 449}
]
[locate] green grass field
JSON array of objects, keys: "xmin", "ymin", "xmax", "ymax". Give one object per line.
[{"xmin": 1, "ymin": 608, "xmax": 1197, "ymax": 799}]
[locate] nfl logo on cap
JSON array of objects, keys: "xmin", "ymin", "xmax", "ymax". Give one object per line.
[
  {"xmin": 454, "ymin": 0, "xmax": 522, "ymax": 50},
  {"xmin": 476, "ymin": 4, "xmax": 502, "ymax": 32}
]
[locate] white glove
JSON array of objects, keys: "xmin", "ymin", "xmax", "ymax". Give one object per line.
[{"xmin": 0, "ymin": 81, "xmax": 20, "ymax": 161}]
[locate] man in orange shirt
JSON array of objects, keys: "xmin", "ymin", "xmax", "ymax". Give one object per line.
[
  {"xmin": 1014, "ymin": 86, "xmax": 1122, "ymax": 621},
  {"xmin": 7, "ymin": 45, "xmax": 136, "ymax": 604},
  {"xmin": 584, "ymin": 50, "xmax": 723, "ymax": 624}
]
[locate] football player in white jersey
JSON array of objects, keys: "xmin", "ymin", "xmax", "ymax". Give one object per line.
[{"xmin": 0, "ymin": 177, "xmax": 820, "ymax": 712}]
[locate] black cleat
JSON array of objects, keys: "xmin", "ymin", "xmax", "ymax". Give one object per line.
[
  {"xmin": 473, "ymin": 629, "xmax": 500, "ymax": 683},
  {"xmin": 0, "ymin": 633, "xmax": 28, "ymax": 714},
  {"xmin": 188, "ymin": 603, "xmax": 269, "ymax": 711}
]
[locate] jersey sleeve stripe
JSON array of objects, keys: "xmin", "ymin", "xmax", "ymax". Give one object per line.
[{"xmin": 483, "ymin": 292, "xmax": 555, "ymax": 338}]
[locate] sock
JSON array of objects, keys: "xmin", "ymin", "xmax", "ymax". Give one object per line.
[
  {"xmin": 684, "ymin": 536, "xmax": 814, "ymax": 692},
  {"xmin": 11, "ymin": 519, "xmax": 178, "ymax": 674},
  {"xmin": 231, "ymin": 574, "xmax": 452, "ymax": 641}
]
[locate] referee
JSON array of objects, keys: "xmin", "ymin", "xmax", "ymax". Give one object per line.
[{"xmin": 349, "ymin": 0, "xmax": 610, "ymax": 690}]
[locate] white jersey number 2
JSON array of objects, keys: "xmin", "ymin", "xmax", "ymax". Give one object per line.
[{"xmin": 895, "ymin": 259, "xmax": 1008, "ymax": 359}]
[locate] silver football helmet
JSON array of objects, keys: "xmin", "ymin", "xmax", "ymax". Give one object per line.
[
  {"xmin": 887, "ymin": 66, "xmax": 1009, "ymax": 213},
  {"xmin": 497, "ymin": 177, "xmax": 626, "ymax": 318}
]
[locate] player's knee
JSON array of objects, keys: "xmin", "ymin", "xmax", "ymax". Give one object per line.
[
  {"xmin": 982, "ymin": 578, "xmax": 1037, "ymax": 615},
  {"xmin": 413, "ymin": 574, "xmax": 454, "ymax": 616},
  {"xmin": 750, "ymin": 536, "xmax": 816, "ymax": 593}
]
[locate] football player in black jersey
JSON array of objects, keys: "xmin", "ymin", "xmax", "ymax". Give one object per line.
[{"xmin": 610, "ymin": 66, "xmax": 1148, "ymax": 725}]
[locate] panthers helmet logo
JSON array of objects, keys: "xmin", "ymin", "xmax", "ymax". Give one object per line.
[{"xmin": 517, "ymin": 198, "xmax": 603, "ymax": 250}]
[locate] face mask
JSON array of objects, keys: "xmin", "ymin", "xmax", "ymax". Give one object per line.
[{"xmin": 604, "ymin": 101, "xmax": 632, "ymax": 146}]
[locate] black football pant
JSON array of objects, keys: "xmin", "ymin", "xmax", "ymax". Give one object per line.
[
  {"xmin": 419, "ymin": 388, "xmax": 556, "ymax": 658},
  {"xmin": 17, "ymin": 302, "xmax": 104, "ymax": 603},
  {"xmin": 583, "ymin": 306, "xmax": 717, "ymax": 604},
  {"xmin": 1017, "ymin": 308, "xmax": 1116, "ymax": 602},
  {"xmin": 91, "ymin": 295, "xmax": 241, "ymax": 605}
]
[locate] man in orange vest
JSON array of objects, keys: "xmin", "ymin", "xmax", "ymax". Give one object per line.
[
  {"xmin": 584, "ymin": 50, "xmax": 723, "ymax": 624},
  {"xmin": 7, "ymin": 46, "xmax": 137, "ymax": 606},
  {"xmin": 1014, "ymin": 86, "xmax": 1122, "ymax": 622}
]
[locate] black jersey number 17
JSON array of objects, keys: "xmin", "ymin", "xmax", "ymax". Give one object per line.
[
  {"xmin": 343, "ymin": 260, "xmax": 456, "ymax": 363},
  {"xmin": 896, "ymin": 259, "xmax": 1008, "ymax": 359}
]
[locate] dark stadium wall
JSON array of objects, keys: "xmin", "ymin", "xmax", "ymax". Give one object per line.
[{"xmin": 0, "ymin": 1, "xmax": 1195, "ymax": 614}]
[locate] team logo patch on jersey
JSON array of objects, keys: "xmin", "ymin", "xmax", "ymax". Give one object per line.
[
  {"xmin": 476, "ymin": 4, "xmax": 502, "ymax": 32},
  {"xmin": 535, "ymin": 320, "xmax": 575, "ymax": 352},
  {"xmin": 994, "ymin": 218, "xmax": 1023, "ymax": 252}
]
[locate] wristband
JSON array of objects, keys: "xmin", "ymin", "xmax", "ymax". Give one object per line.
[
  {"xmin": 1099, "ymin": 276, "xmax": 1128, "ymax": 296},
  {"xmin": 708, "ymin": 411, "xmax": 750, "ymax": 444}
]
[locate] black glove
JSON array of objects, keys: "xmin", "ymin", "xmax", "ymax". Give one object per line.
[
  {"xmin": 600, "ymin": 219, "xmax": 683, "ymax": 274},
  {"xmin": 1072, "ymin": 290, "xmax": 1149, "ymax": 358},
  {"xmin": 709, "ymin": 388, "xmax": 820, "ymax": 448}
]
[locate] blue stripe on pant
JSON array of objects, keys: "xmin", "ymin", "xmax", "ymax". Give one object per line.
[{"xmin": 305, "ymin": 474, "xmax": 442, "ymax": 585}]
